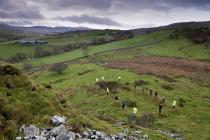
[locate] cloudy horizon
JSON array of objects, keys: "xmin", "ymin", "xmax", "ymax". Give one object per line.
[{"xmin": 1, "ymin": 0, "xmax": 210, "ymax": 29}]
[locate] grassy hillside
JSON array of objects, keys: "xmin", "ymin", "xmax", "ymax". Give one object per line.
[
  {"xmin": 1, "ymin": 25, "xmax": 210, "ymax": 140},
  {"xmin": 0, "ymin": 30, "xmax": 114, "ymax": 60},
  {"xmin": 20, "ymin": 29, "xmax": 210, "ymax": 66},
  {"xmin": 31, "ymin": 63, "xmax": 210, "ymax": 140},
  {"xmin": 0, "ymin": 29, "xmax": 23, "ymax": 42}
]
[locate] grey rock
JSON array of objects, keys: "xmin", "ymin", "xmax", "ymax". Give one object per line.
[
  {"xmin": 56, "ymin": 133, "xmax": 72, "ymax": 140},
  {"xmin": 118, "ymin": 133, "xmax": 126, "ymax": 139},
  {"xmin": 128, "ymin": 136, "xmax": 137, "ymax": 140},
  {"xmin": 75, "ymin": 133, "xmax": 82, "ymax": 139},
  {"xmin": 16, "ymin": 137, "xmax": 22, "ymax": 140},
  {"xmin": 51, "ymin": 116, "xmax": 67, "ymax": 126},
  {"xmin": 50, "ymin": 124, "xmax": 67, "ymax": 137},
  {"xmin": 143, "ymin": 134, "xmax": 148, "ymax": 139},
  {"xmin": 34, "ymin": 136, "xmax": 47, "ymax": 140},
  {"xmin": 21, "ymin": 125, "xmax": 40, "ymax": 138},
  {"xmin": 83, "ymin": 131, "xmax": 89, "ymax": 138},
  {"xmin": 104, "ymin": 136, "xmax": 113, "ymax": 140},
  {"xmin": 170, "ymin": 133, "xmax": 178, "ymax": 138},
  {"xmin": 67, "ymin": 131, "xmax": 76, "ymax": 139}
]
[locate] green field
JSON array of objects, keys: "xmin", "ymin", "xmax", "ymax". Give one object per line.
[
  {"xmin": 31, "ymin": 63, "xmax": 210, "ymax": 140},
  {"xmin": 1, "ymin": 27, "xmax": 210, "ymax": 140},
  {"xmin": 20, "ymin": 29, "xmax": 210, "ymax": 66}
]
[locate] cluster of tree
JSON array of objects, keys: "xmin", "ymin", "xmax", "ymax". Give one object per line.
[
  {"xmin": 111, "ymin": 31, "xmax": 134, "ymax": 40},
  {"xmin": 50, "ymin": 63, "xmax": 68, "ymax": 74},
  {"xmin": 7, "ymin": 52, "xmax": 28, "ymax": 63},
  {"xmin": 34, "ymin": 47, "xmax": 52, "ymax": 58},
  {"xmin": 90, "ymin": 37, "xmax": 113, "ymax": 45},
  {"xmin": 5, "ymin": 35, "xmax": 132, "ymax": 63},
  {"xmin": 53, "ymin": 42, "xmax": 87, "ymax": 55},
  {"xmin": 169, "ymin": 33, "xmax": 179, "ymax": 39},
  {"xmin": 184, "ymin": 27, "xmax": 210, "ymax": 44}
]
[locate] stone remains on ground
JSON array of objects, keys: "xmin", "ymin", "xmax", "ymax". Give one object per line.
[{"xmin": 16, "ymin": 116, "xmax": 149, "ymax": 140}]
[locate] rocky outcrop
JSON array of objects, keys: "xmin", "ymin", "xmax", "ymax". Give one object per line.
[{"xmin": 16, "ymin": 116, "xmax": 149, "ymax": 140}]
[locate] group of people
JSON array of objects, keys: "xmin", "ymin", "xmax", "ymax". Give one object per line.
[{"xmin": 96, "ymin": 76, "xmax": 177, "ymax": 116}]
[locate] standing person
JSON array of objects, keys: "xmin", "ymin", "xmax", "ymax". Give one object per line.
[
  {"xmin": 159, "ymin": 103, "xmax": 163, "ymax": 114},
  {"xmin": 101, "ymin": 76, "xmax": 105, "ymax": 81},
  {"xmin": 106, "ymin": 87, "xmax": 110, "ymax": 94},
  {"xmin": 134, "ymin": 80, "xmax": 137, "ymax": 96},
  {"xmin": 122, "ymin": 101, "xmax": 126, "ymax": 110},
  {"xmin": 118, "ymin": 76, "xmax": 121, "ymax": 82},
  {"xmin": 172, "ymin": 100, "xmax": 176, "ymax": 108},
  {"xmin": 150, "ymin": 90, "xmax": 153, "ymax": 96},
  {"xmin": 96, "ymin": 78, "xmax": 99, "ymax": 83},
  {"xmin": 132, "ymin": 107, "xmax": 138, "ymax": 121},
  {"xmin": 141, "ymin": 80, "xmax": 144, "ymax": 94},
  {"xmin": 115, "ymin": 96, "xmax": 119, "ymax": 103},
  {"xmin": 155, "ymin": 92, "xmax": 158, "ymax": 97},
  {"xmin": 162, "ymin": 96, "xmax": 165, "ymax": 103}
]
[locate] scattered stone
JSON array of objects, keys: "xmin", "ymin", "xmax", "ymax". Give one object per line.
[
  {"xmin": 50, "ymin": 124, "xmax": 67, "ymax": 137},
  {"xmin": 51, "ymin": 115, "xmax": 66, "ymax": 126},
  {"xmin": 17, "ymin": 116, "xmax": 147, "ymax": 140}
]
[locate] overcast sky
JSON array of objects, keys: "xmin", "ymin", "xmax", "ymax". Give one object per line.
[{"xmin": 1, "ymin": 0, "xmax": 210, "ymax": 29}]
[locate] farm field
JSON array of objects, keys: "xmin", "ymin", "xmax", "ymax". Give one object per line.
[{"xmin": 1, "ymin": 24, "xmax": 210, "ymax": 140}]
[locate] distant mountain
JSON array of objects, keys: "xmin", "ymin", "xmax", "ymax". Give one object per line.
[
  {"xmin": 0, "ymin": 23, "xmax": 90, "ymax": 34},
  {"xmin": 131, "ymin": 21, "xmax": 210, "ymax": 35}
]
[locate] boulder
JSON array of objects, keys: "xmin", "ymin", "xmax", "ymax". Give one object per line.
[
  {"xmin": 50, "ymin": 124, "xmax": 67, "ymax": 137},
  {"xmin": 117, "ymin": 133, "xmax": 127, "ymax": 139},
  {"xmin": 16, "ymin": 137, "xmax": 22, "ymax": 140},
  {"xmin": 51, "ymin": 116, "xmax": 66, "ymax": 126},
  {"xmin": 20, "ymin": 124, "xmax": 40, "ymax": 138},
  {"xmin": 56, "ymin": 133, "xmax": 74, "ymax": 140},
  {"xmin": 67, "ymin": 132, "xmax": 76, "ymax": 139}
]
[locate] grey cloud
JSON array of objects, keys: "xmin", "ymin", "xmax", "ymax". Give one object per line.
[
  {"xmin": 3, "ymin": 20, "xmax": 33, "ymax": 26},
  {"xmin": 0, "ymin": 0, "xmax": 43, "ymax": 19},
  {"xmin": 38, "ymin": 0, "xmax": 113, "ymax": 10},
  {"xmin": 57, "ymin": 15, "xmax": 121, "ymax": 26},
  {"xmin": 114, "ymin": 0, "xmax": 210, "ymax": 11}
]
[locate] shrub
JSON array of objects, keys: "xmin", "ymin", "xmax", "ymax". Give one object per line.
[
  {"xmin": 137, "ymin": 112, "xmax": 155, "ymax": 128},
  {"xmin": 126, "ymin": 99, "xmax": 137, "ymax": 107},
  {"xmin": 23, "ymin": 63, "xmax": 33, "ymax": 72},
  {"xmin": 161, "ymin": 83, "xmax": 174, "ymax": 90},
  {"xmin": 50, "ymin": 63, "xmax": 68, "ymax": 74},
  {"xmin": 34, "ymin": 47, "xmax": 52, "ymax": 58},
  {"xmin": 7, "ymin": 52, "xmax": 28, "ymax": 63}
]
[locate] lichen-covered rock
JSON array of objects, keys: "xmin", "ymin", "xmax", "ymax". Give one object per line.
[{"xmin": 50, "ymin": 124, "xmax": 67, "ymax": 137}]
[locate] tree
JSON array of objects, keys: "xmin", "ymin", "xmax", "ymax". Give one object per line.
[
  {"xmin": 34, "ymin": 47, "xmax": 52, "ymax": 58},
  {"xmin": 81, "ymin": 45, "xmax": 89, "ymax": 57},
  {"xmin": 50, "ymin": 63, "xmax": 68, "ymax": 74},
  {"xmin": 7, "ymin": 52, "xmax": 28, "ymax": 63}
]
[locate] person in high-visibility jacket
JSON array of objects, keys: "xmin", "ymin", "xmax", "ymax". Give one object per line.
[
  {"xmin": 118, "ymin": 76, "xmax": 121, "ymax": 81},
  {"xmin": 132, "ymin": 107, "xmax": 138, "ymax": 121},
  {"xmin": 106, "ymin": 87, "xmax": 110, "ymax": 94},
  {"xmin": 172, "ymin": 100, "xmax": 176, "ymax": 108},
  {"xmin": 101, "ymin": 76, "xmax": 105, "ymax": 81},
  {"xmin": 96, "ymin": 78, "xmax": 99, "ymax": 83}
]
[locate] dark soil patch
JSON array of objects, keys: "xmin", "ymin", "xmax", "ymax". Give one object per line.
[
  {"xmin": 97, "ymin": 81, "xmax": 131, "ymax": 93},
  {"xmin": 105, "ymin": 56, "xmax": 210, "ymax": 81}
]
